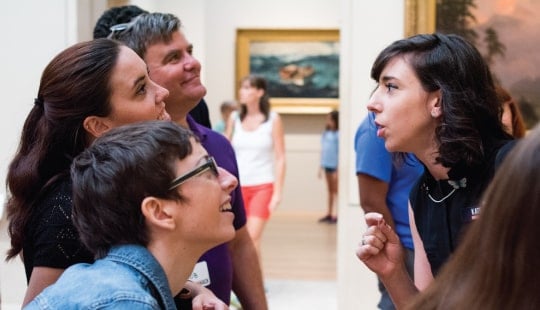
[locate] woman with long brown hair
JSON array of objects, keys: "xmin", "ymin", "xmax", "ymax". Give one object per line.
[{"xmin": 6, "ymin": 38, "xmax": 222, "ymax": 308}]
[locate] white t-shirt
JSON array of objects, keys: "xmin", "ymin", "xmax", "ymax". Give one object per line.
[{"xmin": 231, "ymin": 111, "xmax": 276, "ymax": 186}]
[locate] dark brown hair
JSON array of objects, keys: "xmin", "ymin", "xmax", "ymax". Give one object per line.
[
  {"xmin": 495, "ymin": 85, "xmax": 527, "ymax": 138},
  {"xmin": 371, "ymin": 33, "xmax": 513, "ymax": 168},
  {"xmin": 239, "ymin": 75, "xmax": 270, "ymax": 122},
  {"xmin": 71, "ymin": 121, "xmax": 195, "ymax": 258},
  {"xmin": 326, "ymin": 110, "xmax": 339, "ymax": 131},
  {"xmin": 5, "ymin": 39, "xmax": 122, "ymax": 259},
  {"xmin": 93, "ymin": 5, "xmax": 148, "ymax": 39}
]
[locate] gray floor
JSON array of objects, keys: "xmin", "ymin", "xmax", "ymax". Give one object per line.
[{"xmin": 266, "ymin": 279, "xmax": 337, "ymax": 310}]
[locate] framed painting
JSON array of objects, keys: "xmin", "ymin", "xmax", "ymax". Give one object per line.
[
  {"xmin": 236, "ymin": 29, "xmax": 340, "ymax": 114},
  {"xmin": 405, "ymin": 0, "xmax": 540, "ymax": 128},
  {"xmin": 404, "ymin": 0, "xmax": 436, "ymax": 37}
]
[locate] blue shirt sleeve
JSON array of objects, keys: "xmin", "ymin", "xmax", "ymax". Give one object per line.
[{"xmin": 354, "ymin": 113, "xmax": 392, "ymax": 182}]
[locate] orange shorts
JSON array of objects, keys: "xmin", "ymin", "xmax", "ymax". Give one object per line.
[{"xmin": 241, "ymin": 183, "xmax": 274, "ymax": 220}]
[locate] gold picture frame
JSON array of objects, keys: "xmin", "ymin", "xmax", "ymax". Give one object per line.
[
  {"xmin": 236, "ymin": 29, "xmax": 340, "ymax": 114},
  {"xmin": 404, "ymin": 0, "xmax": 436, "ymax": 37}
]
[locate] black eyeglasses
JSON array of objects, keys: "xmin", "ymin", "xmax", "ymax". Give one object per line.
[{"xmin": 168, "ymin": 156, "xmax": 219, "ymax": 190}]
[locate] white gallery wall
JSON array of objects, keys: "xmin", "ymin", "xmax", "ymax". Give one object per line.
[{"xmin": 0, "ymin": 0, "xmax": 405, "ymax": 308}]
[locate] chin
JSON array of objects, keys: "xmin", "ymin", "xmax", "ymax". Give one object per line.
[
  {"xmin": 384, "ymin": 140, "xmax": 396, "ymax": 152},
  {"xmin": 225, "ymin": 229, "xmax": 236, "ymax": 242},
  {"xmin": 214, "ymin": 229, "xmax": 235, "ymax": 245},
  {"xmin": 196, "ymin": 85, "xmax": 207, "ymax": 96}
]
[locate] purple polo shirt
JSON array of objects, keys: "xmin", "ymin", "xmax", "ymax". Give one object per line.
[{"xmin": 187, "ymin": 115, "xmax": 247, "ymax": 304}]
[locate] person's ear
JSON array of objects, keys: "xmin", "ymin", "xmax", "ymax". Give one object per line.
[
  {"xmin": 83, "ymin": 116, "xmax": 112, "ymax": 139},
  {"xmin": 141, "ymin": 197, "xmax": 176, "ymax": 231},
  {"xmin": 429, "ymin": 90, "xmax": 442, "ymax": 118}
]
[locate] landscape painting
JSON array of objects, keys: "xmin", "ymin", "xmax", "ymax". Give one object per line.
[
  {"xmin": 249, "ymin": 41, "xmax": 339, "ymax": 99},
  {"xmin": 236, "ymin": 29, "xmax": 339, "ymax": 114}
]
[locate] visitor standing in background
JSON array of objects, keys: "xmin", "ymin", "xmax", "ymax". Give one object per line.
[
  {"xmin": 318, "ymin": 110, "xmax": 339, "ymax": 223},
  {"xmin": 496, "ymin": 85, "xmax": 527, "ymax": 138},
  {"xmin": 213, "ymin": 100, "xmax": 237, "ymax": 134},
  {"xmin": 225, "ymin": 74, "xmax": 286, "ymax": 265}
]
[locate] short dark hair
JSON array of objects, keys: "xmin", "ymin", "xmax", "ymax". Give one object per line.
[
  {"xmin": 371, "ymin": 33, "xmax": 512, "ymax": 168},
  {"xmin": 328, "ymin": 109, "xmax": 339, "ymax": 130},
  {"xmin": 93, "ymin": 5, "xmax": 148, "ymax": 39},
  {"xmin": 109, "ymin": 12, "xmax": 181, "ymax": 59},
  {"xmin": 71, "ymin": 121, "xmax": 196, "ymax": 259}
]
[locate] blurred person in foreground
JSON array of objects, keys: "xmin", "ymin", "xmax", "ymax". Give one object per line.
[{"xmin": 406, "ymin": 123, "xmax": 540, "ymax": 309}]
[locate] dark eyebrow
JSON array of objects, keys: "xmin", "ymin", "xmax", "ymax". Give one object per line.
[
  {"xmin": 381, "ymin": 75, "xmax": 396, "ymax": 82},
  {"xmin": 133, "ymin": 75, "xmax": 146, "ymax": 90},
  {"xmin": 198, "ymin": 154, "xmax": 210, "ymax": 165},
  {"xmin": 163, "ymin": 49, "xmax": 182, "ymax": 64}
]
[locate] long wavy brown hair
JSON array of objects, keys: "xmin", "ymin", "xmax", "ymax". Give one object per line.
[{"xmin": 5, "ymin": 39, "xmax": 121, "ymax": 259}]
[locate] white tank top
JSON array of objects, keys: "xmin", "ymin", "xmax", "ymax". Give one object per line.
[{"xmin": 231, "ymin": 111, "xmax": 276, "ymax": 186}]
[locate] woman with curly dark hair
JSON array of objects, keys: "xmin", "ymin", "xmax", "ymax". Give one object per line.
[{"xmin": 356, "ymin": 33, "xmax": 514, "ymax": 309}]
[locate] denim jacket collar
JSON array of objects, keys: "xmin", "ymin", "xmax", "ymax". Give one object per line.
[{"xmin": 106, "ymin": 245, "xmax": 177, "ymax": 309}]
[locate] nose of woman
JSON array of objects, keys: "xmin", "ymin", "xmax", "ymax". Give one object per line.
[{"xmin": 153, "ymin": 80, "xmax": 169, "ymax": 105}]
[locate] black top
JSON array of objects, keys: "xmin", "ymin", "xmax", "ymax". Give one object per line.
[
  {"xmin": 410, "ymin": 140, "xmax": 515, "ymax": 275},
  {"xmin": 23, "ymin": 177, "xmax": 93, "ymax": 282},
  {"xmin": 189, "ymin": 98, "xmax": 212, "ymax": 128}
]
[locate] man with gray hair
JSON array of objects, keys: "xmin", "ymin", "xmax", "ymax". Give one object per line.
[
  {"xmin": 94, "ymin": 5, "xmax": 213, "ymax": 129},
  {"xmin": 111, "ymin": 12, "xmax": 267, "ymax": 309}
]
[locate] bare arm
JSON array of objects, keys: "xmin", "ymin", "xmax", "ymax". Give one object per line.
[
  {"xmin": 270, "ymin": 114, "xmax": 286, "ymax": 212},
  {"xmin": 23, "ymin": 267, "xmax": 64, "ymax": 306},
  {"xmin": 409, "ymin": 205, "xmax": 433, "ymax": 290},
  {"xmin": 224, "ymin": 113, "xmax": 235, "ymax": 141},
  {"xmin": 228, "ymin": 226, "xmax": 268, "ymax": 310},
  {"xmin": 357, "ymin": 173, "xmax": 396, "ymax": 229}
]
